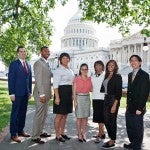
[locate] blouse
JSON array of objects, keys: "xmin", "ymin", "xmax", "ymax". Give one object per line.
[
  {"xmin": 53, "ymin": 65, "xmax": 75, "ymax": 88},
  {"xmin": 91, "ymin": 72, "xmax": 105, "ymax": 100},
  {"xmin": 74, "ymin": 75, "xmax": 92, "ymax": 93}
]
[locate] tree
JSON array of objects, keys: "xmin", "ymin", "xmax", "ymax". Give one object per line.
[
  {"xmin": 79, "ymin": 0, "xmax": 150, "ymax": 36},
  {"xmin": 0, "ymin": 0, "xmax": 67, "ymax": 66}
]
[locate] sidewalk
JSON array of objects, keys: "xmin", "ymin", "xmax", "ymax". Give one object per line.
[{"xmin": 0, "ymin": 106, "xmax": 150, "ymax": 150}]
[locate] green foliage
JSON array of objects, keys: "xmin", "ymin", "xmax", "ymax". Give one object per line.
[
  {"xmin": 0, "ymin": 0, "xmax": 64, "ymax": 66},
  {"xmin": 79, "ymin": 0, "xmax": 150, "ymax": 36}
]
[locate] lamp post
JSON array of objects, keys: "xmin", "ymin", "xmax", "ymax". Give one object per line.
[
  {"xmin": 143, "ymin": 37, "xmax": 149, "ymax": 51},
  {"xmin": 55, "ymin": 54, "xmax": 59, "ymax": 68}
]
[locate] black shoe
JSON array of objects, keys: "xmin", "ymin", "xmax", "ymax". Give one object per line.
[
  {"xmin": 32, "ymin": 138, "xmax": 45, "ymax": 144},
  {"xmin": 61, "ymin": 134, "xmax": 71, "ymax": 140},
  {"xmin": 78, "ymin": 138, "xmax": 83, "ymax": 143},
  {"xmin": 83, "ymin": 138, "xmax": 86, "ymax": 142},
  {"xmin": 56, "ymin": 137, "xmax": 65, "ymax": 142},
  {"xmin": 102, "ymin": 142, "xmax": 115, "ymax": 149},
  {"xmin": 40, "ymin": 132, "xmax": 51, "ymax": 138},
  {"xmin": 124, "ymin": 143, "xmax": 133, "ymax": 149}
]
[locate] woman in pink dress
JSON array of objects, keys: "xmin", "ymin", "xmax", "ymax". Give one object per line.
[{"xmin": 73, "ymin": 63, "xmax": 92, "ymax": 142}]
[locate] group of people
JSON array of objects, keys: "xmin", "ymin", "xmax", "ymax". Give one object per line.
[{"xmin": 8, "ymin": 46, "xmax": 150, "ymax": 150}]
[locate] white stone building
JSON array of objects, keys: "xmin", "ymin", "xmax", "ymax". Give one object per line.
[
  {"xmin": 50, "ymin": 9, "xmax": 109, "ymax": 75},
  {"xmin": 109, "ymin": 32, "xmax": 150, "ymax": 75}
]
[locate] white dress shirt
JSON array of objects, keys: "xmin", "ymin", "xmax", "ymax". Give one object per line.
[{"xmin": 53, "ymin": 65, "xmax": 74, "ymax": 89}]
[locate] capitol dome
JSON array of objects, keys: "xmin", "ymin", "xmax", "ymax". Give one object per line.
[{"xmin": 61, "ymin": 9, "xmax": 99, "ymax": 52}]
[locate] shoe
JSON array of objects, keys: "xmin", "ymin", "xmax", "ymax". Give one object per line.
[
  {"xmin": 18, "ymin": 132, "xmax": 30, "ymax": 137},
  {"xmin": 32, "ymin": 138, "xmax": 45, "ymax": 144},
  {"xmin": 83, "ymin": 138, "xmax": 86, "ymax": 142},
  {"xmin": 61, "ymin": 134, "xmax": 71, "ymax": 140},
  {"xmin": 93, "ymin": 135, "xmax": 99, "ymax": 138},
  {"xmin": 56, "ymin": 137, "xmax": 65, "ymax": 142},
  {"xmin": 78, "ymin": 138, "xmax": 83, "ymax": 143},
  {"xmin": 11, "ymin": 136, "xmax": 21, "ymax": 143},
  {"xmin": 40, "ymin": 132, "xmax": 51, "ymax": 138},
  {"xmin": 102, "ymin": 142, "xmax": 115, "ymax": 149},
  {"xmin": 94, "ymin": 137, "xmax": 101, "ymax": 143},
  {"xmin": 124, "ymin": 143, "xmax": 133, "ymax": 149}
]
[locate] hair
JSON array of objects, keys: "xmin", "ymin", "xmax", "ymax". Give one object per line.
[
  {"xmin": 79, "ymin": 63, "xmax": 88, "ymax": 75},
  {"xmin": 59, "ymin": 52, "xmax": 70, "ymax": 64},
  {"xmin": 94, "ymin": 60, "xmax": 104, "ymax": 72},
  {"xmin": 105, "ymin": 59, "xmax": 118, "ymax": 78},
  {"xmin": 40, "ymin": 46, "xmax": 49, "ymax": 51},
  {"xmin": 17, "ymin": 46, "xmax": 25, "ymax": 52},
  {"xmin": 129, "ymin": 55, "xmax": 142, "ymax": 62}
]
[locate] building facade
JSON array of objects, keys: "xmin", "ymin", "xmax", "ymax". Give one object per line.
[
  {"xmin": 50, "ymin": 9, "xmax": 109, "ymax": 75},
  {"xmin": 109, "ymin": 32, "xmax": 150, "ymax": 74}
]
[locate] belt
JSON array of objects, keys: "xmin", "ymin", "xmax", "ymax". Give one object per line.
[{"xmin": 76, "ymin": 93, "xmax": 89, "ymax": 96}]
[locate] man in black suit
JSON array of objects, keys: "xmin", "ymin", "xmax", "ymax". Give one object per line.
[{"xmin": 124, "ymin": 55, "xmax": 150, "ymax": 150}]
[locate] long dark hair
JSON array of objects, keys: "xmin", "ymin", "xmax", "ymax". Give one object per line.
[
  {"xmin": 79, "ymin": 63, "xmax": 88, "ymax": 75},
  {"xmin": 105, "ymin": 60, "xmax": 118, "ymax": 78}
]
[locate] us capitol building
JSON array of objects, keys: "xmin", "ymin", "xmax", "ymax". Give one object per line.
[
  {"xmin": 49, "ymin": 9, "xmax": 109, "ymax": 75},
  {"xmin": 49, "ymin": 9, "xmax": 150, "ymax": 75}
]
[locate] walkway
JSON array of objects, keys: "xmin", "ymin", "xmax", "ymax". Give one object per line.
[{"xmin": 0, "ymin": 107, "xmax": 150, "ymax": 150}]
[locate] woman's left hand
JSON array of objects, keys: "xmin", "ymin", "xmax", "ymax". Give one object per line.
[{"xmin": 111, "ymin": 105, "xmax": 116, "ymax": 113}]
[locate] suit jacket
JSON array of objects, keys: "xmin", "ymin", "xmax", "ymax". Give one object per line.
[
  {"xmin": 127, "ymin": 68, "xmax": 150, "ymax": 113},
  {"xmin": 8, "ymin": 59, "xmax": 32, "ymax": 96},
  {"xmin": 33, "ymin": 58, "xmax": 51, "ymax": 100},
  {"xmin": 101, "ymin": 74, "xmax": 122, "ymax": 103}
]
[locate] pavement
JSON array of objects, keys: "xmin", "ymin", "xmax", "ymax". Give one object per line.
[{"xmin": 0, "ymin": 106, "xmax": 150, "ymax": 150}]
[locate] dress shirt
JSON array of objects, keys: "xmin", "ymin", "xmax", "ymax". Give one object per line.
[
  {"xmin": 53, "ymin": 64, "xmax": 74, "ymax": 88},
  {"xmin": 91, "ymin": 72, "xmax": 105, "ymax": 100}
]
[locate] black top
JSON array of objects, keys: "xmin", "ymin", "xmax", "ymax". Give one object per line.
[
  {"xmin": 101, "ymin": 74, "xmax": 122, "ymax": 102},
  {"xmin": 127, "ymin": 68, "xmax": 150, "ymax": 113}
]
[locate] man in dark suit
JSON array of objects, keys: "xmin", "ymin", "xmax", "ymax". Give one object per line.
[
  {"xmin": 124, "ymin": 55, "xmax": 150, "ymax": 150},
  {"xmin": 8, "ymin": 46, "xmax": 32, "ymax": 143}
]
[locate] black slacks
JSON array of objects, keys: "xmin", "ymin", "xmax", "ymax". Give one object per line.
[
  {"xmin": 104, "ymin": 95, "xmax": 119, "ymax": 140},
  {"xmin": 125, "ymin": 110, "xmax": 143, "ymax": 150}
]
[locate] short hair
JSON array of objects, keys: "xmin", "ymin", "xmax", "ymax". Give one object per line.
[
  {"xmin": 79, "ymin": 63, "xmax": 88, "ymax": 75},
  {"xmin": 59, "ymin": 53, "xmax": 70, "ymax": 64},
  {"xmin": 40, "ymin": 46, "xmax": 49, "ymax": 51},
  {"xmin": 94, "ymin": 60, "xmax": 104, "ymax": 71},
  {"xmin": 129, "ymin": 55, "xmax": 142, "ymax": 62},
  {"xmin": 17, "ymin": 46, "xmax": 25, "ymax": 52}
]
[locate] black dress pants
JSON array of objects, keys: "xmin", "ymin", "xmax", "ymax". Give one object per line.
[
  {"xmin": 104, "ymin": 95, "xmax": 119, "ymax": 140},
  {"xmin": 125, "ymin": 110, "xmax": 143, "ymax": 150}
]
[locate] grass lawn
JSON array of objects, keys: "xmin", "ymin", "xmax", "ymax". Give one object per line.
[{"xmin": 0, "ymin": 80, "xmax": 149, "ymax": 132}]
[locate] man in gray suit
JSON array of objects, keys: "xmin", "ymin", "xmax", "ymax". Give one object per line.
[{"xmin": 32, "ymin": 46, "xmax": 52, "ymax": 144}]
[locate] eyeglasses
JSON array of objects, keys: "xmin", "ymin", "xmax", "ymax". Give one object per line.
[{"xmin": 81, "ymin": 69, "xmax": 88, "ymax": 71}]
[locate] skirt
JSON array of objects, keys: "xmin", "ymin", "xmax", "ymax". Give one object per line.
[
  {"xmin": 75, "ymin": 93, "xmax": 90, "ymax": 118},
  {"xmin": 92, "ymin": 100, "xmax": 104, "ymax": 123},
  {"xmin": 53, "ymin": 85, "xmax": 73, "ymax": 114}
]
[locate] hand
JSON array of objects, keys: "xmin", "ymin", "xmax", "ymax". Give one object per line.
[
  {"xmin": 136, "ymin": 110, "xmax": 142, "ymax": 115},
  {"xmin": 40, "ymin": 96, "xmax": 46, "ymax": 103},
  {"xmin": 55, "ymin": 97, "xmax": 60, "ymax": 105},
  {"xmin": 10, "ymin": 95, "xmax": 15, "ymax": 101},
  {"xmin": 111, "ymin": 105, "xmax": 116, "ymax": 113}
]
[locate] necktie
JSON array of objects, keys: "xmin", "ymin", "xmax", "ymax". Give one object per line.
[
  {"xmin": 23, "ymin": 61, "xmax": 28, "ymax": 74},
  {"xmin": 132, "ymin": 72, "xmax": 135, "ymax": 82},
  {"xmin": 47, "ymin": 62, "xmax": 50, "ymax": 69}
]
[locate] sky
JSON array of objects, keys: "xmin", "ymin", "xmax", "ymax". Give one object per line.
[{"xmin": 49, "ymin": 0, "xmax": 142, "ymax": 53}]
